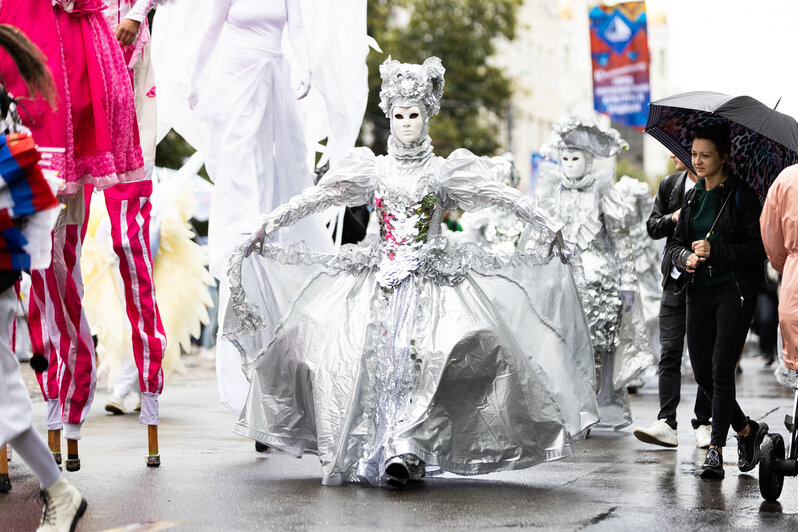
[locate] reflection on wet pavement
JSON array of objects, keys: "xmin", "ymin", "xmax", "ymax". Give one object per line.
[{"xmin": 2, "ymin": 351, "xmax": 798, "ymax": 530}]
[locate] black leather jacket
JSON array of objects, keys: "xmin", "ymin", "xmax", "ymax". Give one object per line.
[
  {"xmin": 666, "ymin": 175, "xmax": 766, "ymax": 296},
  {"xmin": 646, "ymin": 171, "xmax": 688, "ymax": 284}
]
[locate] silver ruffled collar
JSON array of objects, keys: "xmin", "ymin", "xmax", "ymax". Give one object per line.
[
  {"xmin": 560, "ymin": 171, "xmax": 598, "ymax": 190},
  {"xmin": 387, "ymin": 135, "xmax": 433, "ymax": 163}
]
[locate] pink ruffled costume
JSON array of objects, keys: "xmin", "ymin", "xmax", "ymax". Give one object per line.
[
  {"xmin": 0, "ymin": 0, "xmax": 153, "ymax": 438},
  {"xmin": 0, "ymin": 0, "xmax": 144, "ymax": 197}
]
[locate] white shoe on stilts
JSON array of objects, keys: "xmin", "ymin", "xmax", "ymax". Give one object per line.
[{"xmin": 37, "ymin": 474, "xmax": 87, "ymax": 532}]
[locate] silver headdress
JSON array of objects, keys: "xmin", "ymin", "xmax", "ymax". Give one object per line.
[
  {"xmin": 541, "ymin": 115, "xmax": 629, "ymax": 159},
  {"xmin": 379, "ymin": 57, "xmax": 445, "ymax": 151},
  {"xmin": 378, "ymin": 57, "xmax": 445, "ymax": 118}
]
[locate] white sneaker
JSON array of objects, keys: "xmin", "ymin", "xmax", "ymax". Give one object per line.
[
  {"xmin": 695, "ymin": 424, "xmax": 712, "ymax": 449},
  {"xmin": 633, "ymin": 419, "xmax": 678, "ymax": 448},
  {"xmin": 104, "ymin": 395, "xmax": 126, "ymax": 415},
  {"xmin": 37, "ymin": 474, "xmax": 87, "ymax": 532}
]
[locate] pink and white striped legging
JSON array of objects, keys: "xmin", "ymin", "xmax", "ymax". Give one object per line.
[{"xmin": 29, "ymin": 180, "xmax": 165, "ymax": 426}]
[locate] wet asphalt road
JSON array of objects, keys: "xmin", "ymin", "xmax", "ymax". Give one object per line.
[{"xmin": 2, "ymin": 350, "xmax": 798, "ymax": 531}]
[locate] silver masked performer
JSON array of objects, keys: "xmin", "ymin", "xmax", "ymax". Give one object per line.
[
  {"xmin": 534, "ymin": 116, "xmax": 654, "ymax": 430},
  {"xmin": 222, "ymin": 58, "xmax": 599, "ymax": 488}
]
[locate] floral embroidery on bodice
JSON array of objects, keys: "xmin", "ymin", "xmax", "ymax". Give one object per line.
[{"xmin": 374, "ymin": 158, "xmax": 439, "ymax": 290}]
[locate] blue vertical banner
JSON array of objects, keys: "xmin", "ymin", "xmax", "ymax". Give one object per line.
[{"xmin": 589, "ymin": 2, "xmax": 650, "ymax": 131}]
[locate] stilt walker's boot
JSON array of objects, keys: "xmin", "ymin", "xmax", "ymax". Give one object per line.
[
  {"xmin": 47, "ymin": 430, "xmax": 61, "ymax": 465},
  {"xmin": 146, "ymin": 425, "xmax": 160, "ymax": 467},
  {"xmin": 65, "ymin": 440, "xmax": 79, "ymax": 472},
  {"xmin": 0, "ymin": 445, "xmax": 11, "ymax": 493}
]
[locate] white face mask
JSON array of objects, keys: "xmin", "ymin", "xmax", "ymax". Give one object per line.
[
  {"xmin": 391, "ymin": 105, "xmax": 423, "ymax": 145},
  {"xmin": 560, "ymin": 149, "xmax": 589, "ymax": 180}
]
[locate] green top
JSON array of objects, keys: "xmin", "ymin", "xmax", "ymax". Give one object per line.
[{"xmin": 691, "ymin": 179, "xmax": 732, "ymax": 286}]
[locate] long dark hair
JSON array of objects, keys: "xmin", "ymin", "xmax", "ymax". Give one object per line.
[{"xmin": 0, "ymin": 24, "xmax": 55, "ymax": 106}]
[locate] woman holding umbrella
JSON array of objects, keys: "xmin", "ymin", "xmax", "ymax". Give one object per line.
[{"xmin": 668, "ymin": 123, "xmax": 769, "ymax": 479}]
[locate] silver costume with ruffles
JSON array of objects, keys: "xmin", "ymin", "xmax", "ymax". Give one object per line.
[
  {"xmin": 222, "ymin": 58, "xmax": 599, "ymax": 487},
  {"xmin": 452, "ymin": 155, "xmax": 526, "ymax": 254},
  {"xmin": 615, "ymin": 175, "xmax": 665, "ymax": 372},
  {"xmin": 535, "ymin": 116, "xmax": 654, "ymax": 430}
]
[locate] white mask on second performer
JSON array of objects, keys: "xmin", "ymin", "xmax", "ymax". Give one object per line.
[
  {"xmin": 560, "ymin": 148, "xmax": 590, "ymax": 181},
  {"xmin": 391, "ymin": 105, "xmax": 424, "ymax": 146}
]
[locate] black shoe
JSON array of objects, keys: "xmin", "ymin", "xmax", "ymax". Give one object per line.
[
  {"xmin": 403, "ymin": 454, "xmax": 426, "ymax": 482},
  {"xmin": 737, "ymin": 420, "xmax": 769, "ymax": 472},
  {"xmin": 700, "ymin": 447, "xmax": 725, "ymax": 479},
  {"xmin": 385, "ymin": 456, "xmax": 410, "ymax": 489},
  {"xmin": 255, "ymin": 442, "xmax": 269, "ymax": 453}
]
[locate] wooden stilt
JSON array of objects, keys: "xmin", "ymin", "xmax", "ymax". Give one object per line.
[
  {"xmin": 65, "ymin": 439, "xmax": 80, "ymax": 472},
  {"xmin": 0, "ymin": 445, "xmax": 10, "ymax": 493},
  {"xmin": 146, "ymin": 425, "xmax": 160, "ymax": 467},
  {"xmin": 48, "ymin": 429, "xmax": 61, "ymax": 464}
]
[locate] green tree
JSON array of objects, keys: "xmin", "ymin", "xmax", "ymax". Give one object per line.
[
  {"xmin": 614, "ymin": 158, "xmax": 648, "ymax": 184},
  {"xmin": 154, "ymin": 130, "xmax": 195, "ymax": 170},
  {"xmin": 363, "ymin": 0, "xmax": 522, "ymax": 157}
]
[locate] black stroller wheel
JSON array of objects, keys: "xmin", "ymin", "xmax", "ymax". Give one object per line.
[{"xmin": 759, "ymin": 433, "xmax": 785, "ymax": 502}]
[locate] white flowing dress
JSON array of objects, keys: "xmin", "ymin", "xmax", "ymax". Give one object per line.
[
  {"xmin": 187, "ymin": 0, "xmax": 333, "ymax": 276},
  {"xmin": 155, "ymin": 0, "xmax": 337, "ymax": 411}
]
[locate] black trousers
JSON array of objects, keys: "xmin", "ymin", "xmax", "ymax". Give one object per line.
[
  {"xmin": 686, "ymin": 281, "xmax": 755, "ymax": 447},
  {"xmin": 755, "ymin": 280, "xmax": 779, "ymax": 358},
  {"xmin": 657, "ymin": 277, "xmax": 712, "ymax": 429}
]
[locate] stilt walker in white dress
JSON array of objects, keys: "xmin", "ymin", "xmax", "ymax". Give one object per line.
[{"xmin": 152, "ymin": 0, "xmax": 369, "ymax": 414}]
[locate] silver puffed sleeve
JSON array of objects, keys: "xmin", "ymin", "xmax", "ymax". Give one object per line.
[
  {"xmin": 227, "ymin": 148, "xmax": 376, "ymax": 332},
  {"xmin": 248, "ymin": 147, "xmax": 376, "ymax": 251},
  {"xmin": 437, "ymin": 149, "xmax": 564, "ymax": 238}
]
